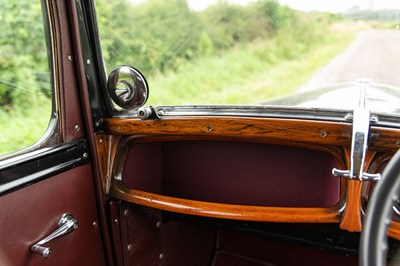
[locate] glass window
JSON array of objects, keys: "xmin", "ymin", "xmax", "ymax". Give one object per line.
[
  {"xmin": 95, "ymin": 0, "xmax": 400, "ymax": 110},
  {"xmin": 0, "ymin": 0, "xmax": 53, "ymax": 157}
]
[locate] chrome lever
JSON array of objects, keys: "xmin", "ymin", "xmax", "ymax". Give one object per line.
[
  {"xmin": 31, "ymin": 213, "xmax": 78, "ymax": 258},
  {"xmin": 332, "ymin": 168, "xmax": 381, "ymax": 181},
  {"xmin": 332, "ymin": 108, "xmax": 381, "ymax": 181},
  {"xmin": 331, "ymin": 81, "xmax": 377, "ymax": 182}
]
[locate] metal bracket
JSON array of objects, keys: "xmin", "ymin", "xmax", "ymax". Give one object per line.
[
  {"xmin": 137, "ymin": 106, "xmax": 161, "ymax": 120},
  {"xmin": 332, "ymin": 80, "xmax": 381, "ymax": 182},
  {"xmin": 332, "ymin": 169, "xmax": 380, "ymax": 181}
]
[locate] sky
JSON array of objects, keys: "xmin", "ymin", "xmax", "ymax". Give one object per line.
[{"xmin": 187, "ymin": 0, "xmax": 400, "ymax": 13}]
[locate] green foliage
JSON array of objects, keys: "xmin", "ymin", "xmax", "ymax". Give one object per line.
[
  {"xmin": 0, "ymin": 98, "xmax": 51, "ymax": 156},
  {"xmin": 0, "ymin": 0, "xmax": 51, "ymax": 110},
  {"xmin": 96, "ymin": 0, "xmax": 202, "ymax": 73},
  {"xmin": 197, "ymin": 32, "xmax": 213, "ymax": 57},
  {"xmin": 146, "ymin": 31, "xmax": 354, "ymax": 105},
  {"xmin": 253, "ymin": 0, "xmax": 288, "ymax": 34},
  {"xmin": 0, "ymin": 0, "xmax": 52, "ymax": 156},
  {"xmin": 96, "ymin": 0, "xmax": 343, "ymax": 86},
  {"xmin": 200, "ymin": 2, "xmax": 254, "ymax": 48},
  {"xmin": 95, "ymin": 0, "xmax": 360, "ymax": 105}
]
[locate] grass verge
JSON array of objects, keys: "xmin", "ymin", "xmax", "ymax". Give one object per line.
[
  {"xmin": 0, "ymin": 99, "xmax": 52, "ymax": 156},
  {"xmin": 147, "ymin": 30, "xmax": 355, "ymax": 105}
]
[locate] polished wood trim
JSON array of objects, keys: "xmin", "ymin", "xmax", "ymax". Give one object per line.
[
  {"xmin": 104, "ymin": 116, "xmax": 400, "ymax": 234},
  {"xmin": 340, "ymin": 180, "xmax": 363, "ymax": 232},
  {"xmin": 339, "ymin": 151, "xmax": 377, "ymax": 232},
  {"xmin": 105, "ymin": 117, "xmax": 400, "ymax": 152},
  {"xmin": 389, "ymin": 222, "xmax": 400, "ymax": 240},
  {"xmin": 111, "ymin": 181, "xmax": 340, "ymax": 223},
  {"xmin": 361, "ymin": 153, "xmax": 392, "ymax": 216},
  {"xmin": 95, "ymin": 133, "xmax": 120, "ymax": 194},
  {"xmin": 106, "ymin": 117, "xmax": 348, "ymax": 225},
  {"xmin": 370, "ymin": 126, "xmax": 400, "ymax": 152},
  {"xmin": 104, "ymin": 117, "xmax": 352, "ymax": 146}
]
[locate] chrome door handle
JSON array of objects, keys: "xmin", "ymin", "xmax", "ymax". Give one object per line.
[{"xmin": 31, "ymin": 213, "xmax": 78, "ymax": 258}]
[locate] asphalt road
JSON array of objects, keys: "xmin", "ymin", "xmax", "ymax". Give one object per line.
[{"xmin": 300, "ymin": 29, "xmax": 400, "ymax": 92}]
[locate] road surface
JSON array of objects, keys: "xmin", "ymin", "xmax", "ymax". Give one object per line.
[{"xmin": 299, "ymin": 29, "xmax": 400, "ymax": 92}]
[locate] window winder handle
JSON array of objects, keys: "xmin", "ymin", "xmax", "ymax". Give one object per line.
[{"xmin": 30, "ymin": 213, "xmax": 78, "ymax": 258}]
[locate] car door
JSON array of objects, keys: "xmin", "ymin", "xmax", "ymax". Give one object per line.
[{"xmin": 0, "ymin": 0, "xmax": 109, "ymax": 265}]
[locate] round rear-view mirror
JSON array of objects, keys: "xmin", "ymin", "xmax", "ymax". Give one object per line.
[{"xmin": 107, "ymin": 66, "xmax": 149, "ymax": 109}]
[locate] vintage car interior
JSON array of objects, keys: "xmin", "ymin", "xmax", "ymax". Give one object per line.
[{"xmin": 1, "ymin": 0, "xmax": 400, "ymax": 265}]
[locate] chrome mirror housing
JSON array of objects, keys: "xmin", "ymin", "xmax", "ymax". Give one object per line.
[{"xmin": 107, "ymin": 66, "xmax": 149, "ymax": 109}]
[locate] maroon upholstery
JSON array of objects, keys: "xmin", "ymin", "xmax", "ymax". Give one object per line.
[
  {"xmin": 0, "ymin": 165, "xmax": 105, "ymax": 265},
  {"xmin": 212, "ymin": 251, "xmax": 276, "ymax": 266},
  {"xmin": 120, "ymin": 204, "xmax": 164, "ymax": 265},
  {"xmin": 162, "ymin": 219, "xmax": 216, "ymax": 266},
  {"xmin": 54, "ymin": 0, "xmax": 84, "ymax": 142},
  {"xmin": 123, "ymin": 142, "xmax": 163, "ymax": 194},
  {"xmin": 122, "ymin": 141, "xmax": 339, "ymax": 207},
  {"xmin": 119, "ymin": 204, "xmax": 358, "ymax": 266},
  {"xmin": 217, "ymin": 230, "xmax": 358, "ymax": 266}
]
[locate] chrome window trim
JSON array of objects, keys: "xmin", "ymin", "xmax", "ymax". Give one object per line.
[
  {"xmin": 114, "ymin": 105, "xmax": 352, "ymax": 122},
  {"xmin": 110, "ymin": 105, "xmax": 400, "ymax": 128}
]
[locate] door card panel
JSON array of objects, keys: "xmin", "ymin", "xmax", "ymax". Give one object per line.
[{"xmin": 0, "ymin": 165, "xmax": 105, "ymax": 265}]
